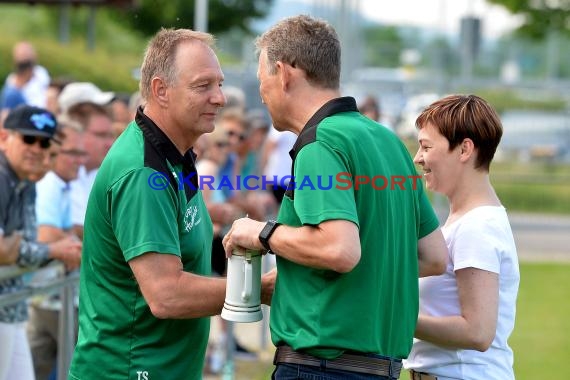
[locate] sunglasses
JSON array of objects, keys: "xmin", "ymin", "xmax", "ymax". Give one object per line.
[
  {"xmin": 21, "ymin": 135, "xmax": 51, "ymax": 149},
  {"xmin": 226, "ymin": 130, "xmax": 247, "ymax": 142}
]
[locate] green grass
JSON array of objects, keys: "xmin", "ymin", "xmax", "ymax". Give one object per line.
[
  {"xmin": 511, "ymin": 262, "xmax": 570, "ymax": 379},
  {"xmin": 463, "ymin": 88, "xmax": 567, "ymax": 113},
  {"xmin": 402, "ymin": 137, "xmax": 570, "ymax": 216},
  {"xmin": 0, "ymin": 5, "xmax": 144, "ymax": 92},
  {"xmin": 491, "ymin": 161, "xmax": 570, "ymax": 214}
]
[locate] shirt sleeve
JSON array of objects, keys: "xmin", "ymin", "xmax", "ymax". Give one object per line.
[
  {"xmin": 1, "ymin": 87, "xmax": 26, "ymax": 109},
  {"xmin": 18, "ymin": 186, "xmax": 49, "ymax": 267},
  {"xmin": 293, "ymin": 141, "xmax": 359, "ymax": 227},
  {"xmin": 452, "ymin": 216, "xmax": 503, "ymax": 274},
  {"xmin": 70, "ymin": 180, "xmax": 87, "ymax": 226},
  {"xmin": 17, "ymin": 241, "xmax": 50, "ymax": 267},
  {"xmin": 0, "ymin": 177, "xmax": 10, "ymax": 236},
  {"xmin": 108, "ymin": 168, "xmax": 182, "ymax": 262},
  {"xmin": 35, "ymin": 176, "xmax": 64, "ymax": 228}
]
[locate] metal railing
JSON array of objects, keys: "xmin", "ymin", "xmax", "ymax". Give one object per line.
[
  {"xmin": 0, "ymin": 259, "xmax": 274, "ymax": 380},
  {"xmin": 0, "ymin": 263, "xmax": 78, "ymax": 380}
]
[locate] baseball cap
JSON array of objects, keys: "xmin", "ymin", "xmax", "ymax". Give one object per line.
[
  {"xmin": 4, "ymin": 105, "xmax": 58, "ymax": 139},
  {"xmin": 58, "ymin": 82, "xmax": 115, "ymax": 113}
]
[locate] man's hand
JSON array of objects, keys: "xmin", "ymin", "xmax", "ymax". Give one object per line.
[
  {"xmin": 48, "ymin": 236, "xmax": 82, "ymax": 270},
  {"xmin": 0, "ymin": 232, "xmax": 23, "ymax": 265},
  {"xmin": 222, "ymin": 217, "xmax": 266, "ymax": 257},
  {"xmin": 261, "ymin": 267, "xmax": 277, "ymax": 306}
]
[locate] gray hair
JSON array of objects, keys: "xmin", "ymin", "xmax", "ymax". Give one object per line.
[
  {"xmin": 139, "ymin": 28, "xmax": 216, "ymax": 101},
  {"xmin": 255, "ymin": 15, "xmax": 341, "ymax": 89}
]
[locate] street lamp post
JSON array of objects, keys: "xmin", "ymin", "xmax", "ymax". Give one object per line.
[{"xmin": 194, "ymin": 0, "xmax": 208, "ymax": 32}]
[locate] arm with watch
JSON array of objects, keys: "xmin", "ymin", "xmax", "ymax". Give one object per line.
[{"xmin": 222, "ymin": 217, "xmax": 361, "ymax": 274}]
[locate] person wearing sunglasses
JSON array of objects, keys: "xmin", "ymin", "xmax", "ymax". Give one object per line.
[{"xmin": 0, "ymin": 105, "xmax": 82, "ymax": 380}]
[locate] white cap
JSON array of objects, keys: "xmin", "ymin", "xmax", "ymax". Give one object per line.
[{"xmin": 58, "ymin": 82, "xmax": 115, "ymax": 113}]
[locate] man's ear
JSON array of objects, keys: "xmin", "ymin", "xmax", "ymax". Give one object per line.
[
  {"xmin": 151, "ymin": 77, "xmax": 169, "ymax": 107},
  {"xmin": 276, "ymin": 61, "xmax": 291, "ymax": 92},
  {"xmin": 0, "ymin": 129, "xmax": 10, "ymax": 151}
]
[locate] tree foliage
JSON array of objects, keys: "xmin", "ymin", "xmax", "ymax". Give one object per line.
[
  {"xmin": 361, "ymin": 25, "xmax": 405, "ymax": 67},
  {"xmin": 113, "ymin": 0, "xmax": 274, "ymax": 36},
  {"xmin": 487, "ymin": 0, "xmax": 570, "ymax": 39}
]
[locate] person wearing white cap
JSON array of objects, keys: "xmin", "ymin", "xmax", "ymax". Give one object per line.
[
  {"xmin": 57, "ymin": 82, "xmax": 115, "ymax": 115},
  {"xmin": 59, "ymin": 82, "xmax": 115, "ymax": 240}
]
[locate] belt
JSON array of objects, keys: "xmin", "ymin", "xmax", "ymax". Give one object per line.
[
  {"xmin": 273, "ymin": 345, "xmax": 402, "ymax": 378},
  {"xmin": 410, "ymin": 369, "xmax": 438, "ymax": 380}
]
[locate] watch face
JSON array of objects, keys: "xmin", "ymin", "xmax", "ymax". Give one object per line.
[
  {"xmin": 259, "ymin": 220, "xmax": 277, "ymax": 250},
  {"xmin": 262, "ymin": 221, "xmax": 276, "ymax": 238}
]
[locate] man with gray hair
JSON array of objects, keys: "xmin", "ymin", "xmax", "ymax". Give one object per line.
[
  {"xmin": 223, "ymin": 15, "xmax": 447, "ymax": 379},
  {"xmin": 69, "ymin": 28, "xmax": 275, "ymax": 380}
]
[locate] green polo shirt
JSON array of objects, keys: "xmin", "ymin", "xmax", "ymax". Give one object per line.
[
  {"xmin": 70, "ymin": 109, "xmax": 213, "ymax": 380},
  {"xmin": 271, "ymin": 97, "xmax": 439, "ymax": 360}
]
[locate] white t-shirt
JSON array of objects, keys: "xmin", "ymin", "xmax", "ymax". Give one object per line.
[
  {"xmin": 36, "ymin": 171, "xmax": 72, "ymax": 230},
  {"xmin": 263, "ymin": 128, "xmax": 297, "ymax": 186},
  {"xmin": 70, "ymin": 166, "xmax": 99, "ymax": 226},
  {"xmin": 33, "ymin": 171, "xmax": 74, "ymax": 310},
  {"xmin": 7, "ymin": 65, "xmax": 50, "ymax": 108},
  {"xmin": 405, "ymin": 206, "xmax": 520, "ymax": 380}
]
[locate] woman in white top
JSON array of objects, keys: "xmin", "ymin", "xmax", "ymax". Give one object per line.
[{"xmin": 404, "ymin": 94, "xmax": 520, "ymax": 380}]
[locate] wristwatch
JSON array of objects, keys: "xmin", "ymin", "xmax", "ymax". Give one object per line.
[{"xmin": 259, "ymin": 220, "xmax": 281, "ymax": 253}]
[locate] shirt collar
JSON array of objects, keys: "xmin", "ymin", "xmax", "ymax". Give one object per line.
[
  {"xmin": 48, "ymin": 171, "xmax": 71, "ymax": 191},
  {"xmin": 290, "ymin": 96, "xmax": 358, "ymax": 161},
  {"xmin": 135, "ymin": 107, "xmax": 197, "ymax": 170}
]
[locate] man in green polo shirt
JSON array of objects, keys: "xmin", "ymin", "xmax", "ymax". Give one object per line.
[
  {"xmin": 222, "ymin": 15, "xmax": 448, "ymax": 379},
  {"xmin": 69, "ymin": 29, "xmax": 274, "ymax": 380}
]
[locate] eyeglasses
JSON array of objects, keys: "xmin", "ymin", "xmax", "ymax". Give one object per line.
[
  {"xmin": 226, "ymin": 130, "xmax": 247, "ymax": 142},
  {"xmin": 88, "ymin": 130, "xmax": 115, "ymax": 140},
  {"xmin": 21, "ymin": 135, "xmax": 51, "ymax": 149},
  {"xmin": 59, "ymin": 149, "xmax": 88, "ymax": 157}
]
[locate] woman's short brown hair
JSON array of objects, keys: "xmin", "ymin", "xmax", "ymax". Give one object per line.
[{"xmin": 416, "ymin": 94, "xmax": 503, "ymax": 171}]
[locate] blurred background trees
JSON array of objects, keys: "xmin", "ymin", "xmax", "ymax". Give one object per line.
[{"xmin": 112, "ymin": 0, "xmax": 274, "ymax": 36}]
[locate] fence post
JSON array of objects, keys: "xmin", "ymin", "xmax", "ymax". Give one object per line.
[{"xmin": 57, "ymin": 273, "xmax": 77, "ymax": 380}]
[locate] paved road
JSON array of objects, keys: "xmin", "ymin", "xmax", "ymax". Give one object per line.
[
  {"xmin": 435, "ymin": 209, "xmax": 570, "ymax": 262},
  {"xmin": 508, "ymin": 212, "xmax": 570, "ymax": 262}
]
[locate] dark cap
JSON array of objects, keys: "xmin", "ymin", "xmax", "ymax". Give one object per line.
[{"xmin": 4, "ymin": 105, "xmax": 57, "ymax": 139}]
